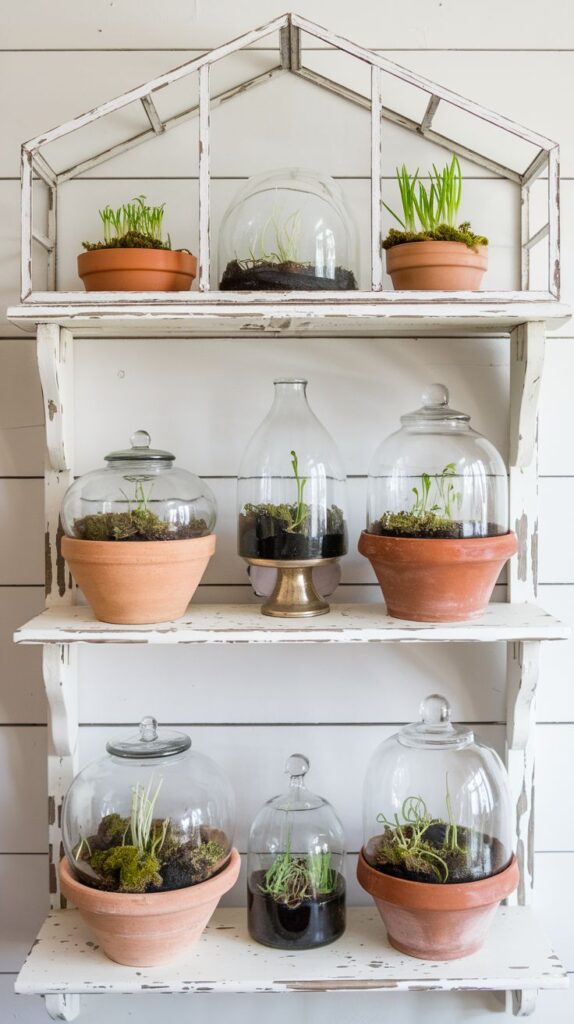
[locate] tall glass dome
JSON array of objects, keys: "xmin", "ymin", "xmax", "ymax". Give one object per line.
[
  {"xmin": 238, "ymin": 378, "xmax": 348, "ymax": 616},
  {"xmin": 219, "ymin": 168, "xmax": 358, "ymax": 290},
  {"xmin": 247, "ymin": 754, "xmax": 346, "ymax": 949}
]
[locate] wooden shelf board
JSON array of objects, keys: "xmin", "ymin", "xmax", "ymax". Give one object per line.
[
  {"xmin": 13, "ymin": 602, "xmax": 569, "ymax": 646},
  {"xmin": 7, "ymin": 294, "xmax": 571, "ymax": 338},
  {"xmin": 15, "ymin": 906, "xmax": 568, "ymax": 996}
]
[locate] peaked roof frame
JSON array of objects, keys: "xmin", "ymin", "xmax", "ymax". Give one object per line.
[{"xmin": 20, "ymin": 12, "xmax": 560, "ymax": 301}]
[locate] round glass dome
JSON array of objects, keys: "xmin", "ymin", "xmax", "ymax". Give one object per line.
[
  {"xmin": 238, "ymin": 379, "xmax": 348, "ymax": 562},
  {"xmin": 61, "ymin": 430, "xmax": 216, "ymax": 541},
  {"xmin": 363, "ymin": 695, "xmax": 513, "ymax": 885},
  {"xmin": 62, "ymin": 717, "xmax": 235, "ymax": 893},
  {"xmin": 218, "ymin": 167, "xmax": 358, "ymax": 291},
  {"xmin": 247, "ymin": 753, "xmax": 346, "ymax": 949},
  {"xmin": 366, "ymin": 384, "xmax": 509, "ymax": 538}
]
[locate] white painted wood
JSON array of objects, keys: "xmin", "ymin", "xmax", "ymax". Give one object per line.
[
  {"xmin": 548, "ymin": 146, "xmax": 560, "ymax": 298},
  {"xmin": 198, "ymin": 64, "xmax": 210, "ymax": 292},
  {"xmin": 140, "ymin": 95, "xmax": 164, "ymax": 136},
  {"xmin": 15, "ymin": 907, "xmax": 568, "ymax": 997},
  {"xmin": 506, "ymin": 641, "xmax": 539, "ymax": 904},
  {"xmin": 44, "ymin": 995, "xmax": 80, "ymax": 1022},
  {"xmin": 370, "ymin": 67, "xmax": 383, "ymax": 291},
  {"xmin": 12, "ymin": 602, "xmax": 569, "ymax": 645},
  {"xmin": 0, "ymin": 479, "xmax": 44, "ymax": 584},
  {"xmin": 21, "ymin": 148, "xmax": 33, "ymax": 301}
]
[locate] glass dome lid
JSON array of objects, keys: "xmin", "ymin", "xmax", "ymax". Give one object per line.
[
  {"xmin": 363, "ymin": 695, "xmax": 513, "ymax": 885},
  {"xmin": 62, "ymin": 717, "xmax": 235, "ymax": 894},
  {"xmin": 366, "ymin": 383, "xmax": 509, "ymax": 539},
  {"xmin": 61, "ymin": 430, "xmax": 216, "ymax": 541},
  {"xmin": 218, "ymin": 167, "xmax": 358, "ymax": 291},
  {"xmin": 247, "ymin": 754, "xmax": 346, "ymax": 949}
]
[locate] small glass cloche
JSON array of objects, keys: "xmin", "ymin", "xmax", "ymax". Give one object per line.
[
  {"xmin": 61, "ymin": 430, "xmax": 216, "ymax": 542},
  {"xmin": 238, "ymin": 378, "xmax": 348, "ymax": 616},
  {"xmin": 219, "ymin": 167, "xmax": 358, "ymax": 290},
  {"xmin": 62, "ymin": 717, "xmax": 235, "ymax": 893},
  {"xmin": 247, "ymin": 754, "xmax": 346, "ymax": 949}
]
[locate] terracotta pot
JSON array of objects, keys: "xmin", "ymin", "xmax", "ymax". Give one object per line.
[
  {"xmin": 78, "ymin": 248, "xmax": 197, "ymax": 291},
  {"xmin": 60, "ymin": 849, "xmax": 240, "ymax": 966},
  {"xmin": 357, "ymin": 850, "xmax": 518, "ymax": 960},
  {"xmin": 385, "ymin": 241, "xmax": 487, "ymax": 291},
  {"xmin": 61, "ymin": 534, "xmax": 215, "ymax": 624},
  {"xmin": 358, "ymin": 531, "xmax": 517, "ymax": 622}
]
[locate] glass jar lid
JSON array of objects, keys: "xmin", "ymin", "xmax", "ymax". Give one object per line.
[
  {"xmin": 105, "ymin": 430, "xmax": 176, "ymax": 462},
  {"xmin": 398, "ymin": 695, "xmax": 474, "ymax": 750},
  {"xmin": 400, "ymin": 384, "xmax": 470, "ymax": 427},
  {"xmin": 106, "ymin": 716, "xmax": 192, "ymax": 759}
]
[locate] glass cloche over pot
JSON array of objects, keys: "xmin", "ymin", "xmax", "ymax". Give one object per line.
[
  {"xmin": 63, "ymin": 717, "xmax": 235, "ymax": 894},
  {"xmin": 219, "ymin": 167, "xmax": 358, "ymax": 291},
  {"xmin": 358, "ymin": 695, "xmax": 518, "ymax": 959},
  {"xmin": 247, "ymin": 754, "xmax": 346, "ymax": 949},
  {"xmin": 61, "ymin": 430, "xmax": 216, "ymax": 542},
  {"xmin": 238, "ymin": 378, "xmax": 348, "ymax": 617}
]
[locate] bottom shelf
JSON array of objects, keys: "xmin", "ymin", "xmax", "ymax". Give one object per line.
[{"xmin": 16, "ymin": 906, "xmax": 568, "ymax": 997}]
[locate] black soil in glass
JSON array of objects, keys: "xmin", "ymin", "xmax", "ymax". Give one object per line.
[
  {"xmin": 364, "ymin": 825, "xmax": 509, "ymax": 884},
  {"xmin": 248, "ymin": 870, "xmax": 346, "ymax": 949},
  {"xmin": 220, "ymin": 260, "xmax": 357, "ymax": 291},
  {"xmin": 239, "ymin": 508, "xmax": 347, "ymax": 560}
]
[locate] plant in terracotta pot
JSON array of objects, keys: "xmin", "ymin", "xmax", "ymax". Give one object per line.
[
  {"xmin": 383, "ymin": 155, "xmax": 488, "ymax": 290},
  {"xmin": 357, "ymin": 695, "xmax": 518, "ymax": 960},
  {"xmin": 60, "ymin": 430, "xmax": 217, "ymax": 624},
  {"xmin": 248, "ymin": 755, "xmax": 346, "ymax": 949},
  {"xmin": 358, "ymin": 384, "xmax": 517, "ymax": 621},
  {"xmin": 60, "ymin": 717, "xmax": 239, "ymax": 966},
  {"xmin": 78, "ymin": 195, "xmax": 197, "ymax": 291}
]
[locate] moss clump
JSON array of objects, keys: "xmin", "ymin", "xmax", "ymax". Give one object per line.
[
  {"xmin": 242, "ymin": 502, "xmax": 345, "ymax": 537},
  {"xmin": 371, "ymin": 510, "xmax": 461, "ymax": 539},
  {"xmin": 82, "ymin": 230, "xmax": 172, "ymax": 252},
  {"xmin": 94, "ymin": 813, "xmax": 129, "ymax": 850},
  {"xmin": 74, "ymin": 510, "xmax": 208, "ymax": 541},
  {"xmin": 90, "ymin": 845, "xmax": 162, "ymax": 893},
  {"xmin": 383, "ymin": 221, "xmax": 488, "ymax": 251}
]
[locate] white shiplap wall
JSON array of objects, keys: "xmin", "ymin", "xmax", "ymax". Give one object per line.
[{"xmin": 1, "ymin": 2, "xmax": 573, "ymax": 1021}]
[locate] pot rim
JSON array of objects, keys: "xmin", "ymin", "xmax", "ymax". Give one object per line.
[
  {"xmin": 358, "ymin": 529, "xmax": 517, "ymax": 562},
  {"xmin": 62, "ymin": 533, "xmax": 216, "ymax": 564},
  {"xmin": 78, "ymin": 248, "xmax": 197, "ymax": 267},
  {"xmin": 357, "ymin": 849, "xmax": 518, "ymax": 910},
  {"xmin": 60, "ymin": 848, "xmax": 241, "ymax": 914}
]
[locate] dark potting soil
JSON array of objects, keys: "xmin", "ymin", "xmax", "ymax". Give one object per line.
[
  {"xmin": 365, "ymin": 824, "xmax": 509, "ymax": 885},
  {"xmin": 220, "ymin": 259, "xmax": 357, "ymax": 291},
  {"xmin": 369, "ymin": 519, "xmax": 507, "ymax": 540},
  {"xmin": 238, "ymin": 508, "xmax": 347, "ymax": 560},
  {"xmin": 248, "ymin": 870, "xmax": 346, "ymax": 949}
]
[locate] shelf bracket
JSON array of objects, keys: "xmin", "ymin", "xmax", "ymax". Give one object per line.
[
  {"xmin": 507, "ymin": 989, "xmax": 539, "ymax": 1017},
  {"xmin": 45, "ymin": 645, "xmax": 79, "ymax": 909},
  {"xmin": 506, "ymin": 640, "xmax": 539, "ymax": 906},
  {"xmin": 45, "ymin": 994, "xmax": 81, "ymax": 1021}
]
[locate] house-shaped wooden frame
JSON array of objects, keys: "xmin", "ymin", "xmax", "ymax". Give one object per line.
[{"xmin": 18, "ymin": 12, "xmax": 561, "ymax": 305}]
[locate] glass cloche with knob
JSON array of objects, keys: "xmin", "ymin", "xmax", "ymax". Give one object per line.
[
  {"xmin": 237, "ymin": 378, "xmax": 348, "ymax": 616},
  {"xmin": 247, "ymin": 754, "xmax": 346, "ymax": 949},
  {"xmin": 358, "ymin": 384, "xmax": 517, "ymax": 621},
  {"xmin": 218, "ymin": 167, "xmax": 358, "ymax": 290},
  {"xmin": 62, "ymin": 717, "xmax": 235, "ymax": 893}
]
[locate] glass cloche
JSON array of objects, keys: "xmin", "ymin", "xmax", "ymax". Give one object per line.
[
  {"xmin": 362, "ymin": 695, "xmax": 513, "ymax": 886},
  {"xmin": 63, "ymin": 717, "xmax": 235, "ymax": 894},
  {"xmin": 247, "ymin": 754, "xmax": 346, "ymax": 949},
  {"xmin": 218, "ymin": 168, "xmax": 358, "ymax": 290},
  {"xmin": 366, "ymin": 384, "xmax": 509, "ymax": 539},
  {"xmin": 61, "ymin": 430, "xmax": 216, "ymax": 541},
  {"xmin": 238, "ymin": 378, "xmax": 348, "ymax": 616}
]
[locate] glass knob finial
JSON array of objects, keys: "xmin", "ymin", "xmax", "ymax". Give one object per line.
[
  {"xmin": 139, "ymin": 716, "xmax": 159, "ymax": 742},
  {"xmin": 422, "ymin": 383, "xmax": 449, "ymax": 408},
  {"xmin": 130, "ymin": 430, "xmax": 151, "ymax": 449},
  {"xmin": 285, "ymin": 753, "xmax": 310, "ymax": 780},
  {"xmin": 420, "ymin": 694, "xmax": 451, "ymax": 727}
]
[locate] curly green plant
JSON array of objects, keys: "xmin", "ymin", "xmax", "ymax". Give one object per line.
[
  {"xmin": 374, "ymin": 791, "xmax": 466, "ymax": 884},
  {"xmin": 260, "ymin": 838, "xmax": 336, "ymax": 907}
]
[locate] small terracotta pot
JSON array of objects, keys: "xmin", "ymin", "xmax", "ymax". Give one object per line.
[
  {"xmin": 386, "ymin": 240, "xmax": 487, "ymax": 291},
  {"xmin": 78, "ymin": 248, "xmax": 197, "ymax": 291},
  {"xmin": 61, "ymin": 534, "xmax": 215, "ymax": 624},
  {"xmin": 60, "ymin": 850, "xmax": 240, "ymax": 966},
  {"xmin": 357, "ymin": 850, "xmax": 518, "ymax": 960},
  {"xmin": 358, "ymin": 531, "xmax": 517, "ymax": 622}
]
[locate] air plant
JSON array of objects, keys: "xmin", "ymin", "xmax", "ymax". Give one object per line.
[
  {"xmin": 376, "ymin": 795, "xmax": 451, "ymax": 883},
  {"xmin": 260, "ymin": 838, "xmax": 336, "ymax": 907}
]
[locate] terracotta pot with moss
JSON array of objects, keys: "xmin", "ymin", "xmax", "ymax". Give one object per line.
[
  {"xmin": 78, "ymin": 195, "xmax": 197, "ymax": 291},
  {"xmin": 61, "ymin": 718, "xmax": 239, "ymax": 966},
  {"xmin": 383, "ymin": 156, "xmax": 488, "ymax": 290},
  {"xmin": 60, "ymin": 431, "xmax": 216, "ymax": 624}
]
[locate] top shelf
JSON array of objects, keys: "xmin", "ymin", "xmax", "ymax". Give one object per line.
[{"xmin": 8, "ymin": 293, "xmax": 571, "ymax": 339}]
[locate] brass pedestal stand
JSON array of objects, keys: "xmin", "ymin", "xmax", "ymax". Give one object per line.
[{"xmin": 245, "ymin": 557, "xmax": 337, "ymax": 617}]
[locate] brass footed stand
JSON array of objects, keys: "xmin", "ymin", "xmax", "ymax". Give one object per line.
[{"xmin": 245, "ymin": 557, "xmax": 336, "ymax": 617}]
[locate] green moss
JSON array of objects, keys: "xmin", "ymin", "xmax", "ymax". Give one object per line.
[
  {"xmin": 90, "ymin": 845, "xmax": 162, "ymax": 893},
  {"xmin": 372, "ymin": 510, "xmax": 460, "ymax": 539},
  {"xmin": 82, "ymin": 230, "xmax": 171, "ymax": 252},
  {"xmin": 383, "ymin": 221, "xmax": 488, "ymax": 251},
  {"xmin": 74, "ymin": 510, "xmax": 208, "ymax": 542},
  {"xmin": 95, "ymin": 813, "xmax": 129, "ymax": 850},
  {"xmin": 180, "ymin": 839, "xmax": 225, "ymax": 876},
  {"xmin": 242, "ymin": 503, "xmax": 345, "ymax": 536}
]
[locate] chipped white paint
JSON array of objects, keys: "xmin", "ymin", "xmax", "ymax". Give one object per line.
[
  {"xmin": 370, "ymin": 66, "xmax": 383, "ymax": 291},
  {"xmin": 12, "ymin": 602, "xmax": 569, "ymax": 646},
  {"xmin": 198, "ymin": 63, "xmax": 211, "ymax": 292},
  {"xmin": 15, "ymin": 907, "xmax": 568, "ymax": 998},
  {"xmin": 44, "ymin": 994, "xmax": 80, "ymax": 1022},
  {"xmin": 506, "ymin": 641, "xmax": 540, "ymax": 904}
]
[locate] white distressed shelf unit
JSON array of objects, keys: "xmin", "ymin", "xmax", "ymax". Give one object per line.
[{"xmin": 9, "ymin": 10, "xmax": 572, "ymax": 1023}]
